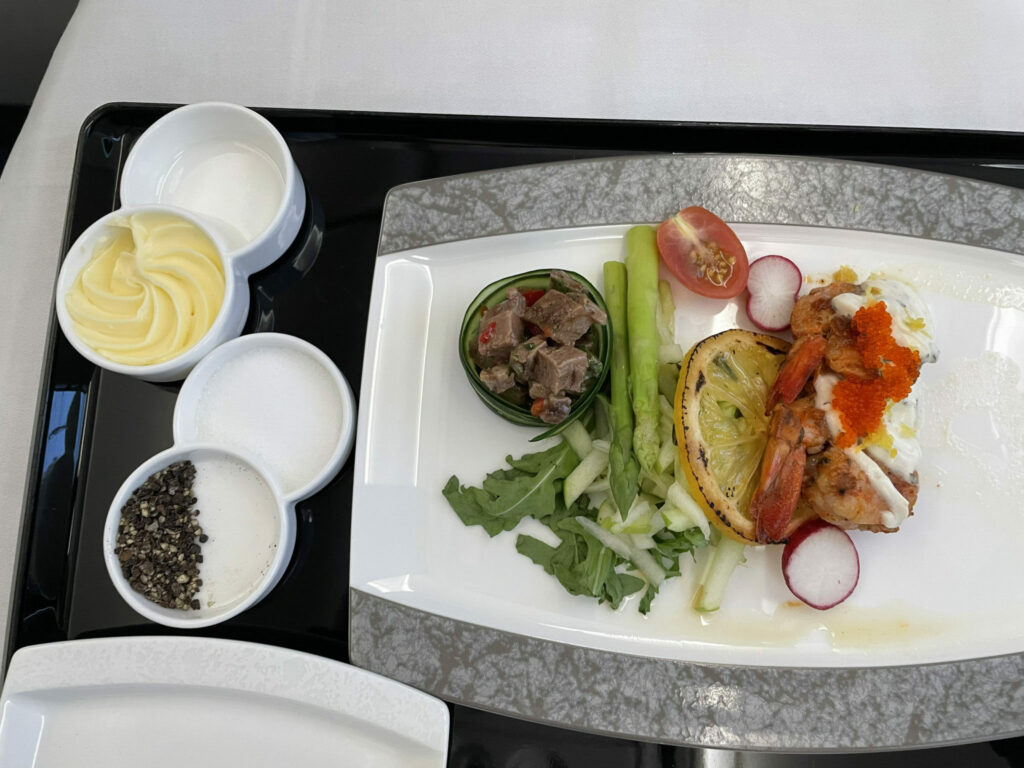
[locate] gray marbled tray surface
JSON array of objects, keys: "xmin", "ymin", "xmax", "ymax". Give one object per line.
[{"xmin": 354, "ymin": 154, "xmax": 1024, "ymax": 751}]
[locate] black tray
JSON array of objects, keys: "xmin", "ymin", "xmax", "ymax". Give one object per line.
[{"xmin": 11, "ymin": 103, "xmax": 1024, "ymax": 767}]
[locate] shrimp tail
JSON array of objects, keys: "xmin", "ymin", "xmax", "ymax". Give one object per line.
[
  {"xmin": 765, "ymin": 334, "xmax": 827, "ymax": 414},
  {"xmin": 751, "ymin": 405, "xmax": 807, "ymax": 543}
]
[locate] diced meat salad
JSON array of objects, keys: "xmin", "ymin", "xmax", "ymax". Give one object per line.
[{"xmin": 470, "ymin": 271, "xmax": 607, "ymax": 424}]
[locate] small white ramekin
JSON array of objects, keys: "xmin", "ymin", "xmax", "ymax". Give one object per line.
[
  {"xmin": 172, "ymin": 332, "xmax": 356, "ymax": 501},
  {"xmin": 55, "ymin": 205, "xmax": 249, "ymax": 383},
  {"xmin": 103, "ymin": 443, "xmax": 295, "ymax": 629},
  {"xmin": 103, "ymin": 332, "xmax": 355, "ymax": 627},
  {"xmin": 120, "ymin": 102, "xmax": 306, "ymax": 274}
]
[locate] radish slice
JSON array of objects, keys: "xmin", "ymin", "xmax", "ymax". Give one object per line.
[
  {"xmin": 781, "ymin": 519, "xmax": 860, "ymax": 610},
  {"xmin": 745, "ymin": 255, "xmax": 802, "ymax": 331}
]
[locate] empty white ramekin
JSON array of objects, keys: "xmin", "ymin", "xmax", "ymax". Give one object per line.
[{"xmin": 120, "ymin": 102, "xmax": 306, "ymax": 274}]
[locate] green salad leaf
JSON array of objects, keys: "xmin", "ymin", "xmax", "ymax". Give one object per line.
[
  {"xmin": 445, "ymin": 443, "xmax": 654, "ymax": 611},
  {"xmin": 442, "ymin": 442, "xmax": 578, "ymax": 536},
  {"xmin": 652, "ymin": 527, "xmax": 708, "ymax": 578},
  {"xmin": 443, "ymin": 428, "xmax": 712, "ymax": 614},
  {"xmin": 516, "ymin": 517, "xmax": 646, "ymax": 611},
  {"xmin": 638, "ymin": 582, "xmax": 659, "ymax": 614}
]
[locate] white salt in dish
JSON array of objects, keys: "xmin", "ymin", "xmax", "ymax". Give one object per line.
[
  {"xmin": 102, "ymin": 445, "xmax": 292, "ymax": 629},
  {"xmin": 103, "ymin": 332, "xmax": 355, "ymax": 628},
  {"xmin": 173, "ymin": 332, "xmax": 356, "ymax": 500},
  {"xmin": 192, "ymin": 451, "xmax": 282, "ymax": 611}
]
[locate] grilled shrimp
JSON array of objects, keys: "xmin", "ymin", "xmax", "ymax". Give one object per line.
[
  {"xmin": 751, "ymin": 282, "xmax": 922, "ymax": 543},
  {"xmin": 749, "ymin": 397, "xmax": 827, "ymax": 542},
  {"xmin": 803, "ymin": 446, "xmax": 919, "ymax": 533}
]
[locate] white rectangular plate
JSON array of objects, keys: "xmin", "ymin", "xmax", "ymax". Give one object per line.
[
  {"xmin": 353, "ymin": 222, "xmax": 1024, "ymax": 668},
  {"xmin": 0, "ymin": 637, "xmax": 449, "ymax": 768}
]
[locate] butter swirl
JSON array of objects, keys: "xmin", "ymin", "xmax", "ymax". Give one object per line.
[{"xmin": 65, "ymin": 212, "xmax": 226, "ymax": 365}]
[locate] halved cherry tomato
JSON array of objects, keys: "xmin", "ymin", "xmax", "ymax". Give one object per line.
[{"xmin": 656, "ymin": 206, "xmax": 749, "ymax": 299}]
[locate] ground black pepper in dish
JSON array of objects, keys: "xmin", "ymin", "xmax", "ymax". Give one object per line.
[{"xmin": 114, "ymin": 460, "xmax": 205, "ymax": 610}]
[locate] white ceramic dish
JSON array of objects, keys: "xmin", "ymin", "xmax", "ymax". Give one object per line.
[
  {"xmin": 352, "ymin": 222, "xmax": 1024, "ymax": 669},
  {"xmin": 121, "ymin": 101, "xmax": 306, "ymax": 273},
  {"xmin": 103, "ymin": 444, "xmax": 291, "ymax": 628},
  {"xmin": 104, "ymin": 332, "xmax": 355, "ymax": 627},
  {"xmin": 54, "ymin": 206, "xmax": 248, "ymax": 382},
  {"xmin": 173, "ymin": 332, "xmax": 356, "ymax": 500},
  {"xmin": 0, "ymin": 637, "xmax": 449, "ymax": 768}
]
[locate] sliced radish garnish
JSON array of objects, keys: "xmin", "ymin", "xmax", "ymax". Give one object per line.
[
  {"xmin": 745, "ymin": 255, "xmax": 802, "ymax": 331},
  {"xmin": 781, "ymin": 519, "xmax": 859, "ymax": 610}
]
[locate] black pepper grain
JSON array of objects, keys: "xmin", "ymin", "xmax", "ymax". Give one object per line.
[{"xmin": 115, "ymin": 460, "xmax": 205, "ymax": 610}]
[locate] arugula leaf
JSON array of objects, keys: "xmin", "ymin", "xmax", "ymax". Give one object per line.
[
  {"xmin": 442, "ymin": 443, "xmax": 578, "ymax": 536},
  {"xmin": 516, "ymin": 517, "xmax": 645, "ymax": 610},
  {"xmin": 515, "ymin": 534, "xmax": 557, "ymax": 570},
  {"xmin": 582, "ymin": 533, "xmax": 616, "ymax": 596},
  {"xmin": 638, "ymin": 582, "xmax": 659, "ymax": 614},
  {"xmin": 608, "ymin": 572, "xmax": 645, "ymax": 608},
  {"xmin": 653, "ymin": 527, "xmax": 708, "ymax": 577},
  {"xmin": 443, "ymin": 434, "xmax": 709, "ymax": 614}
]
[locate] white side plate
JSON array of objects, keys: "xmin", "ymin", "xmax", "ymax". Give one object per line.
[
  {"xmin": 352, "ymin": 222, "xmax": 1024, "ymax": 669},
  {"xmin": 0, "ymin": 637, "xmax": 449, "ymax": 768}
]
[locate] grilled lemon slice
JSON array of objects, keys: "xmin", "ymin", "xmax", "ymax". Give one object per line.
[{"xmin": 674, "ymin": 329, "xmax": 812, "ymax": 544}]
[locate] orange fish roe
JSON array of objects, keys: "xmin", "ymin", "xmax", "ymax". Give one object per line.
[{"xmin": 831, "ymin": 301, "xmax": 921, "ymax": 448}]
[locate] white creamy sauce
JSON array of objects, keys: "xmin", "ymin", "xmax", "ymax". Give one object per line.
[
  {"xmin": 829, "ymin": 292, "xmax": 865, "ymax": 320},
  {"xmin": 830, "ymin": 278, "xmax": 939, "ymax": 362},
  {"xmin": 157, "ymin": 139, "xmax": 285, "ymax": 247},
  {"xmin": 848, "ymin": 449, "xmax": 910, "ymax": 528},
  {"xmin": 865, "ymin": 395, "xmax": 921, "ymax": 482},
  {"xmin": 813, "ymin": 372, "xmax": 843, "ymax": 436}
]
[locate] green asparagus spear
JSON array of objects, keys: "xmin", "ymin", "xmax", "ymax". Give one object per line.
[
  {"xmin": 603, "ymin": 260, "xmax": 639, "ymax": 516},
  {"xmin": 625, "ymin": 226, "xmax": 661, "ymax": 473}
]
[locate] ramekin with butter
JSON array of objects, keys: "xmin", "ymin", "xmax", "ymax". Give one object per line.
[
  {"xmin": 56, "ymin": 206, "xmax": 250, "ymax": 382},
  {"xmin": 65, "ymin": 211, "xmax": 225, "ymax": 365}
]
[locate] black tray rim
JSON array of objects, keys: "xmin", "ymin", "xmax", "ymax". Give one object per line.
[{"xmin": 10, "ymin": 101, "xmax": 1024, "ymax": 752}]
